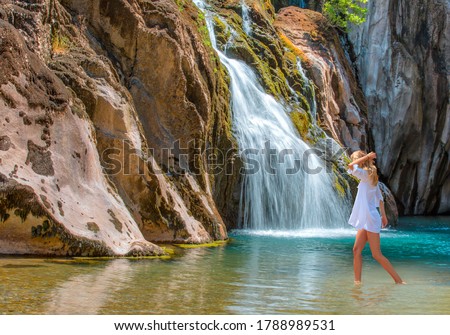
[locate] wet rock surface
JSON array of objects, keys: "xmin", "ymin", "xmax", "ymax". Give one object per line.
[{"xmin": 349, "ymin": 0, "xmax": 449, "ymax": 215}]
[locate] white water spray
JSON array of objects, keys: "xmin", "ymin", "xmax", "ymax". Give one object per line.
[{"xmin": 241, "ymin": 1, "xmax": 252, "ymax": 35}]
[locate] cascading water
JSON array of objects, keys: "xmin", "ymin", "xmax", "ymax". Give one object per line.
[
  {"xmin": 292, "ymin": 0, "xmax": 307, "ymax": 8},
  {"xmin": 241, "ymin": 1, "xmax": 252, "ymax": 36},
  {"xmin": 297, "ymin": 59, "xmax": 317, "ymax": 123},
  {"xmin": 194, "ymin": 0, "xmax": 350, "ymax": 230}
]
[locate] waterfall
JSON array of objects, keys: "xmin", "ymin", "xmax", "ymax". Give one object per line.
[
  {"xmin": 297, "ymin": 0, "xmax": 307, "ymax": 8},
  {"xmin": 296, "ymin": 58, "xmax": 317, "ymax": 123},
  {"xmin": 241, "ymin": 1, "xmax": 252, "ymax": 36},
  {"xmin": 194, "ymin": 0, "xmax": 350, "ymax": 230}
]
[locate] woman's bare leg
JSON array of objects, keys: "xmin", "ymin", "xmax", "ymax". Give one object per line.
[
  {"xmin": 367, "ymin": 231, "xmax": 404, "ymax": 284},
  {"xmin": 353, "ymin": 229, "xmax": 368, "ymax": 283}
]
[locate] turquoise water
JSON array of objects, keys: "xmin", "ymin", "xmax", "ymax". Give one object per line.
[{"xmin": 0, "ymin": 217, "xmax": 449, "ymax": 314}]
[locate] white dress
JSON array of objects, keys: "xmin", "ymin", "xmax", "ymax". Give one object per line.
[{"xmin": 347, "ymin": 164, "xmax": 384, "ymax": 233}]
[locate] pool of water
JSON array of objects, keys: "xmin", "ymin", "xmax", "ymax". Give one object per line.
[{"xmin": 1, "ymin": 217, "xmax": 449, "ymax": 314}]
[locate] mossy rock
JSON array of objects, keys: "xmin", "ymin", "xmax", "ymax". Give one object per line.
[
  {"xmin": 173, "ymin": 240, "xmax": 229, "ymax": 249},
  {"xmin": 289, "ymin": 110, "xmax": 310, "ymax": 140},
  {"xmin": 211, "ymin": 5, "xmax": 306, "ymax": 104}
]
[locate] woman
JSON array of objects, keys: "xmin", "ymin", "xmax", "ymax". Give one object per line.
[{"xmin": 347, "ymin": 150, "xmax": 404, "ymax": 284}]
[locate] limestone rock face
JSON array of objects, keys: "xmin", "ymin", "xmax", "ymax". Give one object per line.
[
  {"xmin": 0, "ymin": 0, "xmax": 233, "ymax": 255},
  {"xmin": 274, "ymin": 7, "xmax": 369, "ymax": 152},
  {"xmin": 0, "ymin": 14, "xmax": 161, "ymax": 256},
  {"xmin": 349, "ymin": 0, "xmax": 449, "ymax": 214},
  {"xmin": 57, "ymin": 0, "xmax": 233, "ymax": 242}
]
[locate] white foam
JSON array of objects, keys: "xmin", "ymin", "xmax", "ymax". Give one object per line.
[
  {"xmin": 234, "ymin": 228, "xmax": 407, "ymax": 239},
  {"xmin": 235, "ymin": 228, "xmax": 356, "ymax": 238}
]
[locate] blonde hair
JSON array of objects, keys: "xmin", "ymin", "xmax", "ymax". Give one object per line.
[{"xmin": 350, "ymin": 150, "xmax": 379, "ymax": 186}]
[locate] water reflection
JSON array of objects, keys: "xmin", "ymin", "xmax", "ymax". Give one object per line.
[
  {"xmin": 226, "ymin": 237, "xmax": 340, "ymax": 314},
  {"xmin": 100, "ymin": 245, "xmax": 245, "ymax": 314},
  {"xmin": 45, "ymin": 259, "xmax": 134, "ymax": 314},
  {"xmin": 1, "ymin": 219, "xmax": 449, "ymax": 314}
]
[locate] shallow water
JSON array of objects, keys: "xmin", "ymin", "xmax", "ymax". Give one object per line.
[{"xmin": 0, "ymin": 217, "xmax": 449, "ymax": 315}]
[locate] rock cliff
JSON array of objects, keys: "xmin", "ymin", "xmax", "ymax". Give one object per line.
[
  {"xmin": 0, "ymin": 8, "xmax": 160, "ymax": 255},
  {"xmin": 274, "ymin": 6, "xmax": 369, "ymax": 152},
  {"xmin": 349, "ymin": 0, "xmax": 449, "ymax": 214},
  {"xmin": 0, "ymin": 0, "xmax": 234, "ymax": 255},
  {"xmin": 272, "ymin": 5, "xmax": 402, "ymax": 223}
]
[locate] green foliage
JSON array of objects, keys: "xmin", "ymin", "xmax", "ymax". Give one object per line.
[
  {"xmin": 173, "ymin": 240, "xmax": 228, "ymax": 249},
  {"xmin": 323, "ymin": 0, "xmax": 368, "ymax": 31},
  {"xmin": 289, "ymin": 111, "xmax": 310, "ymax": 140}
]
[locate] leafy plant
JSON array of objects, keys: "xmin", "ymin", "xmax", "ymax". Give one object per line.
[{"xmin": 323, "ymin": 0, "xmax": 368, "ymax": 31}]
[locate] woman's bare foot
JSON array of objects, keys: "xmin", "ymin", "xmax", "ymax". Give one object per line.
[
  {"xmin": 395, "ymin": 281, "xmax": 407, "ymax": 284},
  {"xmin": 354, "ymin": 280, "xmax": 362, "ymax": 285}
]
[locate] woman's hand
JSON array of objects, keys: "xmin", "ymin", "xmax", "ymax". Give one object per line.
[
  {"xmin": 368, "ymin": 152, "xmax": 377, "ymax": 160},
  {"xmin": 382, "ymin": 215, "xmax": 388, "ymax": 228}
]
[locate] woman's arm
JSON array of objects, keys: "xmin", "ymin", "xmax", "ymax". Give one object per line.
[
  {"xmin": 348, "ymin": 152, "xmax": 377, "ymax": 170},
  {"xmin": 379, "ymin": 200, "xmax": 388, "ymax": 228}
]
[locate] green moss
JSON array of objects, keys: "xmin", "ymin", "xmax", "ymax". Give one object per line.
[
  {"xmin": 289, "ymin": 111, "xmax": 310, "ymax": 140},
  {"xmin": 342, "ymin": 154, "xmax": 351, "ymax": 164},
  {"xmin": 196, "ymin": 10, "xmax": 212, "ymax": 49},
  {"xmin": 213, "ymin": 16, "xmax": 229, "ymax": 38},
  {"xmin": 284, "ymin": 50, "xmax": 298, "ymax": 64},
  {"xmin": 335, "ymin": 176, "xmax": 346, "ymax": 197},
  {"xmin": 160, "ymin": 246, "xmax": 176, "ymax": 255},
  {"xmin": 299, "ymin": 94, "xmax": 311, "ymax": 113},
  {"xmin": 261, "ymin": 0, "xmax": 276, "ymax": 21},
  {"xmin": 331, "ymin": 164, "xmax": 349, "ymax": 198},
  {"xmin": 173, "ymin": 240, "xmax": 228, "ymax": 249},
  {"xmin": 278, "ymin": 32, "xmax": 311, "ymax": 66},
  {"xmin": 174, "ymin": 0, "xmax": 186, "ymax": 12}
]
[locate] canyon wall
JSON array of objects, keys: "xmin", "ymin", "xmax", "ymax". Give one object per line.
[
  {"xmin": 349, "ymin": 0, "xmax": 449, "ymax": 214},
  {"xmin": 0, "ymin": 0, "xmax": 236, "ymax": 255}
]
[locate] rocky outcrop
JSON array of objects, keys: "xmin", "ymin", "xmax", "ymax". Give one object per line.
[
  {"xmin": 0, "ymin": 0, "xmax": 234, "ymax": 255},
  {"xmin": 56, "ymin": 0, "xmax": 234, "ymax": 241},
  {"xmin": 0, "ymin": 13, "xmax": 161, "ymax": 255},
  {"xmin": 349, "ymin": 0, "xmax": 449, "ymax": 214},
  {"xmin": 274, "ymin": 7, "xmax": 369, "ymax": 152}
]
